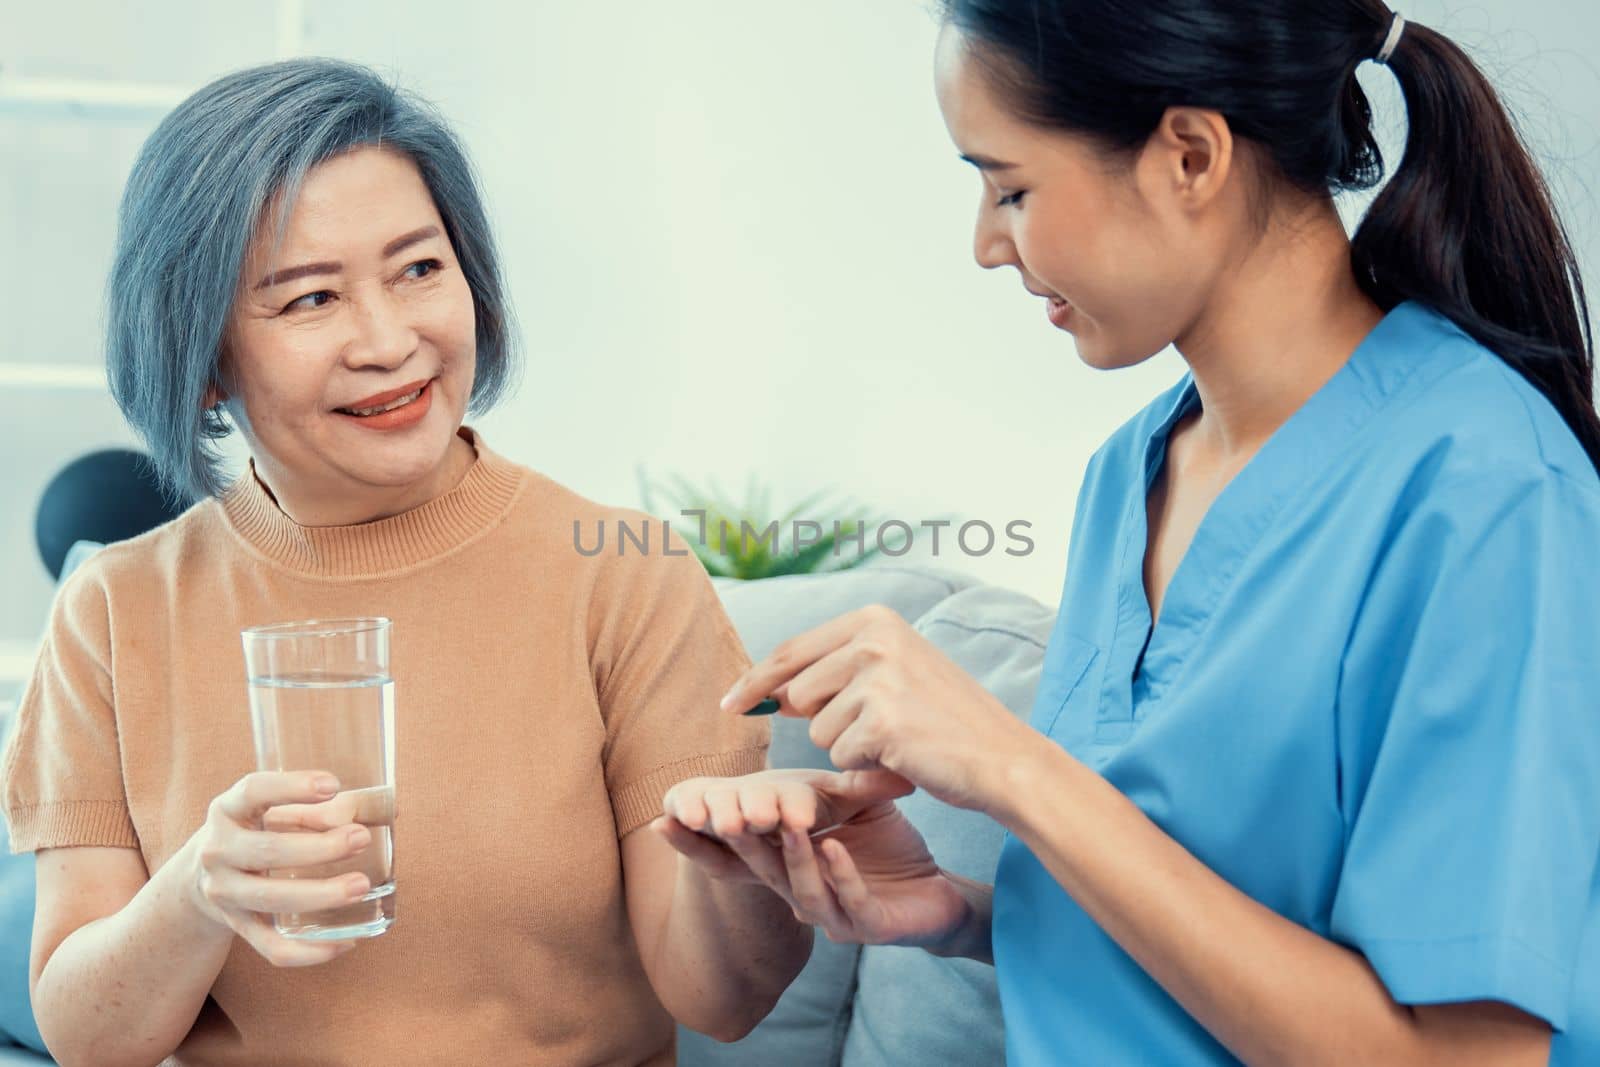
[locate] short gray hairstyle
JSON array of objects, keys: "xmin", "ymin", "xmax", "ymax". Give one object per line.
[{"xmin": 106, "ymin": 57, "xmax": 519, "ymax": 502}]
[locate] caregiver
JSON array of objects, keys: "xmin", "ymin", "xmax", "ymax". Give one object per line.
[
  {"xmin": 1, "ymin": 58, "xmax": 809, "ymax": 1066},
  {"xmin": 657, "ymin": 3, "xmax": 1600, "ymax": 1065}
]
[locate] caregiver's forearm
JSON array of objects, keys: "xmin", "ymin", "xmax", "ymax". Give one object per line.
[
  {"xmin": 993, "ymin": 741, "xmax": 1538, "ymax": 1067},
  {"xmin": 655, "ymin": 856, "xmax": 813, "ymax": 1042},
  {"xmin": 33, "ymin": 838, "xmax": 234, "ymax": 1067},
  {"xmin": 925, "ymin": 870, "xmax": 995, "ymax": 965}
]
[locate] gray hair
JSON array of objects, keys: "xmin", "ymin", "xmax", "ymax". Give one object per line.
[{"xmin": 106, "ymin": 57, "xmax": 519, "ymax": 502}]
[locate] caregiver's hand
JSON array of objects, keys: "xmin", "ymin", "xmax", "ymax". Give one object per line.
[
  {"xmin": 183, "ymin": 771, "xmax": 373, "ymax": 966},
  {"xmin": 718, "ymin": 605, "xmax": 1040, "ymax": 815},
  {"xmin": 653, "ymin": 768, "xmax": 972, "ymax": 949}
]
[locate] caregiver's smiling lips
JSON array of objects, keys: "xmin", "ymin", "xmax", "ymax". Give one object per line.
[{"xmin": 1023, "ymin": 283, "xmax": 1075, "ymax": 330}]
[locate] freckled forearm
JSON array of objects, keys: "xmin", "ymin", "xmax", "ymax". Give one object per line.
[
  {"xmin": 35, "ymin": 841, "xmax": 235, "ymax": 1066},
  {"xmin": 654, "ymin": 858, "xmax": 812, "ymax": 1041}
]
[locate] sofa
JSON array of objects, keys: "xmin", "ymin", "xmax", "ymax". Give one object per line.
[{"xmin": 0, "ymin": 563, "xmax": 1053, "ymax": 1065}]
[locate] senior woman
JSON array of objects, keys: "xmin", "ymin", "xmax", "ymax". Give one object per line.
[{"xmin": 0, "ymin": 59, "xmax": 809, "ymax": 1066}]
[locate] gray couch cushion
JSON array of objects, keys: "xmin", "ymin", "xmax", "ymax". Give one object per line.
[
  {"xmin": 840, "ymin": 585, "xmax": 1053, "ymax": 1067},
  {"xmin": 680, "ymin": 566, "xmax": 976, "ymax": 1067}
]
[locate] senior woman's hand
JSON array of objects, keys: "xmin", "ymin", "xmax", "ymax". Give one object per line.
[
  {"xmin": 183, "ymin": 771, "xmax": 378, "ymax": 967},
  {"xmin": 718, "ymin": 605, "xmax": 1042, "ymax": 816},
  {"xmin": 653, "ymin": 769, "xmax": 973, "ymax": 949}
]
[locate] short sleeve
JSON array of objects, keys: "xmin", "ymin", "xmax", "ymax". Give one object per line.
[
  {"xmin": 587, "ymin": 520, "xmax": 767, "ymax": 838},
  {"xmin": 1, "ymin": 566, "xmax": 138, "ymax": 853},
  {"xmin": 1331, "ymin": 464, "xmax": 1600, "ymax": 1029}
]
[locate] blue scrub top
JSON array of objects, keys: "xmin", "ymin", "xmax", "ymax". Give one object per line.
[{"xmin": 993, "ymin": 301, "xmax": 1600, "ymax": 1065}]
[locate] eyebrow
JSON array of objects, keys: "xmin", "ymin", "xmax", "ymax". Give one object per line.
[
  {"xmin": 382, "ymin": 224, "xmax": 441, "ymax": 258},
  {"xmin": 255, "ymin": 260, "xmax": 339, "ymax": 290},
  {"xmin": 253, "ymin": 225, "xmax": 443, "ymax": 290},
  {"xmin": 959, "ymin": 153, "xmax": 1019, "ymax": 172}
]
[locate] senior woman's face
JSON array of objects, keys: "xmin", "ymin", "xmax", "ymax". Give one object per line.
[{"xmin": 224, "ymin": 146, "xmax": 476, "ymax": 511}]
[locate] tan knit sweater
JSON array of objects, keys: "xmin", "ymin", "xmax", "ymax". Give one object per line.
[{"xmin": 1, "ymin": 430, "xmax": 767, "ymax": 1065}]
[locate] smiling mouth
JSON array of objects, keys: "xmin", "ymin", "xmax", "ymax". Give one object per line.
[{"xmin": 336, "ymin": 384, "xmax": 427, "ymax": 417}]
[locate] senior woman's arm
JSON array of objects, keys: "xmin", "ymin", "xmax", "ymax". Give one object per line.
[
  {"xmin": 621, "ymin": 825, "xmax": 812, "ymax": 1041},
  {"xmin": 586, "ymin": 520, "xmax": 812, "ymax": 1040},
  {"xmin": 30, "ymin": 772, "xmax": 370, "ymax": 1067},
  {"xmin": 31, "ymin": 844, "xmax": 234, "ymax": 1067}
]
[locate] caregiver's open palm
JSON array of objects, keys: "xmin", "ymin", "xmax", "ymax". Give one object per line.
[{"xmin": 654, "ymin": 768, "xmax": 971, "ymax": 948}]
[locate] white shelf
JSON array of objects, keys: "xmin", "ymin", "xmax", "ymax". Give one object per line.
[
  {"xmin": 0, "ymin": 363, "xmax": 106, "ymax": 390},
  {"xmin": 0, "ymin": 0, "xmax": 304, "ymax": 120},
  {"xmin": 0, "ymin": 74, "xmax": 188, "ymax": 119}
]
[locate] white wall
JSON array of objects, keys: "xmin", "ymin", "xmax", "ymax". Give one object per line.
[{"xmin": 2, "ymin": 0, "xmax": 1597, "ymax": 655}]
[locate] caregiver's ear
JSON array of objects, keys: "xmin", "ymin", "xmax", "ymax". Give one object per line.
[{"xmin": 1142, "ymin": 106, "xmax": 1235, "ymax": 207}]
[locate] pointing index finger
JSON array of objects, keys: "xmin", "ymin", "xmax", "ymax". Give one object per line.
[{"xmin": 720, "ymin": 610, "xmax": 869, "ymax": 716}]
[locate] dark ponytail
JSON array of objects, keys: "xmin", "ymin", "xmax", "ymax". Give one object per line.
[
  {"xmin": 943, "ymin": 0, "xmax": 1600, "ymax": 475},
  {"xmin": 1350, "ymin": 16, "xmax": 1600, "ymax": 474}
]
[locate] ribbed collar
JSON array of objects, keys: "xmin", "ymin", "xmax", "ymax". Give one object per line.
[{"xmin": 220, "ymin": 428, "xmax": 525, "ymax": 579}]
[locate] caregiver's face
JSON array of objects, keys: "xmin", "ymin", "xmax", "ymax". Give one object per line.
[
  {"xmin": 225, "ymin": 145, "xmax": 476, "ymax": 502},
  {"xmin": 933, "ymin": 26, "xmax": 1209, "ymax": 369}
]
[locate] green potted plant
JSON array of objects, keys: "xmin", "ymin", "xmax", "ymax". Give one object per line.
[{"xmin": 638, "ymin": 470, "xmax": 882, "ymax": 580}]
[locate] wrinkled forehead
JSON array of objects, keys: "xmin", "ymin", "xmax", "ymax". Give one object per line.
[{"xmin": 237, "ymin": 147, "xmax": 436, "ymax": 285}]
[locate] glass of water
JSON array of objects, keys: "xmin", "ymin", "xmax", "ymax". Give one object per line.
[{"xmin": 241, "ymin": 617, "xmax": 396, "ymax": 941}]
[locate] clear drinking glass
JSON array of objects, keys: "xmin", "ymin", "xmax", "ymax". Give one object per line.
[{"xmin": 241, "ymin": 617, "xmax": 397, "ymax": 940}]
